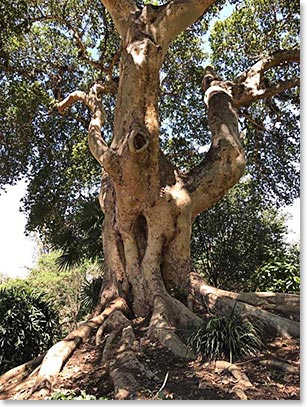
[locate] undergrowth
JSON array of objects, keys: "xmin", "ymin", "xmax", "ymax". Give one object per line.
[
  {"xmin": 50, "ymin": 389, "xmax": 109, "ymax": 400},
  {"xmin": 187, "ymin": 308, "xmax": 264, "ymax": 363}
]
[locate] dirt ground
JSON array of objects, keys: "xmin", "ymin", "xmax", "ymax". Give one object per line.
[{"xmin": 0, "ymin": 328, "xmax": 299, "ymax": 401}]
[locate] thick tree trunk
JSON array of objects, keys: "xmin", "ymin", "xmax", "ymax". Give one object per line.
[
  {"xmin": 0, "ymin": 1, "xmax": 300, "ymax": 401},
  {"xmin": 95, "ymin": 5, "xmax": 246, "ymax": 319}
]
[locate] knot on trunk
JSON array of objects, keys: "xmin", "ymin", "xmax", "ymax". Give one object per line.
[
  {"xmin": 202, "ymin": 66, "xmax": 222, "ymax": 91},
  {"xmin": 128, "ymin": 124, "xmax": 150, "ymax": 153},
  {"xmin": 203, "ymin": 66, "xmax": 234, "ymax": 106}
]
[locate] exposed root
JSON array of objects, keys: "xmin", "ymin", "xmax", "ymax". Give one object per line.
[
  {"xmin": 258, "ymin": 359, "xmax": 299, "ymax": 374},
  {"xmin": 190, "ymin": 273, "xmax": 300, "ymax": 339},
  {"xmin": 148, "ymin": 295, "xmax": 196, "ymax": 360},
  {"xmin": 0, "ymin": 354, "xmax": 45, "ymax": 392},
  {"xmin": 98, "ymin": 310, "xmax": 157, "ymax": 399},
  {"xmin": 24, "ymin": 297, "xmax": 127, "ymax": 399},
  {"xmin": 170, "ymin": 296, "xmax": 203, "ymax": 327},
  {"xmin": 214, "ymin": 360, "xmax": 253, "ymax": 400},
  {"xmin": 212, "ymin": 291, "xmax": 300, "ymax": 320}
]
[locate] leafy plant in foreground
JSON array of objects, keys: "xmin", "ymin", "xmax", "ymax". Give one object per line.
[
  {"xmin": 50, "ymin": 389, "xmax": 109, "ymax": 400},
  {"xmin": 0, "ymin": 286, "xmax": 60, "ymax": 374},
  {"xmin": 188, "ymin": 309, "xmax": 264, "ymax": 363}
]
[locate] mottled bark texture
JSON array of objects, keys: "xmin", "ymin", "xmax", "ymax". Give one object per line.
[{"xmin": 0, "ymin": 0, "xmax": 300, "ymax": 400}]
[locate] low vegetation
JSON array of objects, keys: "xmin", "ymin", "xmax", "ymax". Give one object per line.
[{"xmin": 0, "ymin": 286, "xmax": 60, "ymax": 375}]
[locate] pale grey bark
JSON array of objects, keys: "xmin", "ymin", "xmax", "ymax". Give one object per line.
[{"xmin": 232, "ymin": 49, "xmax": 299, "ymax": 107}]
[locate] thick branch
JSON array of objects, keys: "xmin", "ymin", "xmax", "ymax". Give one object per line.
[
  {"xmin": 232, "ymin": 49, "xmax": 300, "ymax": 107},
  {"xmin": 251, "ymin": 77, "xmax": 299, "ymax": 100},
  {"xmin": 55, "ymin": 84, "xmax": 109, "ymax": 164},
  {"xmin": 234, "ymin": 50, "xmax": 300, "ymax": 85},
  {"xmin": 100, "ymin": 0, "xmax": 140, "ymax": 38},
  {"xmin": 185, "ymin": 67, "xmax": 246, "ymax": 218},
  {"xmin": 158, "ymin": 0, "xmax": 216, "ymax": 46}
]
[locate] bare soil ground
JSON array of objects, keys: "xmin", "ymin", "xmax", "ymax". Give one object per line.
[{"xmin": 0, "ymin": 328, "xmax": 300, "ymax": 400}]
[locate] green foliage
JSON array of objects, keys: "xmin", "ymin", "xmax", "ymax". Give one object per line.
[
  {"xmin": 191, "ymin": 180, "xmax": 289, "ymax": 290},
  {"xmin": 0, "ymin": 0, "xmax": 115, "ymax": 257},
  {"xmin": 30, "ymin": 253, "xmax": 103, "ymax": 332},
  {"xmin": 54, "ymin": 198, "xmax": 104, "ymax": 270},
  {"xmin": 3, "ymin": 252, "xmax": 103, "ymax": 333},
  {"xmin": 50, "ymin": 389, "xmax": 108, "ymax": 400},
  {"xmin": 0, "ymin": 286, "xmax": 60, "ymax": 374},
  {"xmin": 79, "ymin": 276, "xmax": 103, "ymax": 315},
  {"xmin": 0, "ymin": 0, "xmax": 299, "ymax": 256},
  {"xmin": 188, "ymin": 310, "xmax": 263, "ymax": 363},
  {"xmin": 251, "ymin": 245, "xmax": 300, "ymax": 293}
]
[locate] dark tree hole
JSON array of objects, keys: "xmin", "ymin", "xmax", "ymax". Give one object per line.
[
  {"xmin": 134, "ymin": 133, "xmax": 147, "ymax": 150},
  {"xmin": 134, "ymin": 214, "xmax": 148, "ymax": 262}
]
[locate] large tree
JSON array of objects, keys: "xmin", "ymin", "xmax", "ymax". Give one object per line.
[{"xmin": 0, "ymin": 0, "xmax": 300, "ymax": 400}]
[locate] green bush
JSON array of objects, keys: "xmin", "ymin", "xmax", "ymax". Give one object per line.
[
  {"xmin": 0, "ymin": 286, "xmax": 60, "ymax": 374},
  {"xmin": 251, "ymin": 256, "xmax": 300, "ymax": 293},
  {"xmin": 50, "ymin": 390, "xmax": 108, "ymax": 400},
  {"xmin": 188, "ymin": 310, "xmax": 263, "ymax": 363}
]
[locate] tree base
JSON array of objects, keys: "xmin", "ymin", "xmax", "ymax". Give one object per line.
[{"xmin": 0, "ymin": 282, "xmax": 300, "ymax": 400}]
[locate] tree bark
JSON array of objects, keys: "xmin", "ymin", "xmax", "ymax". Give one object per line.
[{"xmin": 1, "ymin": 1, "xmax": 299, "ymax": 400}]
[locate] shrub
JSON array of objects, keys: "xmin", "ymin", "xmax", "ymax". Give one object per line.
[
  {"xmin": 187, "ymin": 310, "xmax": 264, "ymax": 363},
  {"xmin": 251, "ymin": 256, "xmax": 300, "ymax": 293},
  {"xmin": 50, "ymin": 390, "xmax": 108, "ymax": 400},
  {"xmin": 0, "ymin": 286, "xmax": 60, "ymax": 374}
]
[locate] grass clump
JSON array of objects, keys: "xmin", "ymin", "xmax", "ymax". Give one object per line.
[{"xmin": 188, "ymin": 308, "xmax": 264, "ymax": 363}]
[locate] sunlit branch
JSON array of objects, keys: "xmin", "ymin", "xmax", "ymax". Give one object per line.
[
  {"xmin": 55, "ymin": 85, "xmax": 109, "ymax": 164},
  {"xmin": 234, "ymin": 49, "xmax": 300, "ymax": 86},
  {"xmin": 185, "ymin": 67, "xmax": 246, "ymax": 218},
  {"xmin": 232, "ymin": 49, "xmax": 300, "ymax": 107},
  {"xmin": 157, "ymin": 0, "xmax": 216, "ymax": 47}
]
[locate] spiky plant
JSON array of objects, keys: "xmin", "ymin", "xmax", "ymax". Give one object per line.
[
  {"xmin": 188, "ymin": 308, "xmax": 264, "ymax": 363},
  {"xmin": 79, "ymin": 277, "xmax": 103, "ymax": 314}
]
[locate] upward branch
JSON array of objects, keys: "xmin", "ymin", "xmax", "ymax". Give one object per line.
[
  {"xmin": 56, "ymin": 84, "xmax": 109, "ymax": 164},
  {"xmin": 157, "ymin": 0, "xmax": 216, "ymax": 46},
  {"xmin": 185, "ymin": 67, "xmax": 246, "ymax": 218},
  {"xmin": 100, "ymin": 0, "xmax": 140, "ymax": 38}
]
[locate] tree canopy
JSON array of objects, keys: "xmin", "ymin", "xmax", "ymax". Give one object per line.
[
  {"xmin": 0, "ymin": 1, "xmax": 300, "ymax": 401},
  {"xmin": 0, "ymin": 0, "xmax": 300, "ymax": 254}
]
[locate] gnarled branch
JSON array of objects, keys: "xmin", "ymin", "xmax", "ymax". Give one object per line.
[
  {"xmin": 55, "ymin": 84, "xmax": 110, "ymax": 164},
  {"xmin": 185, "ymin": 67, "xmax": 246, "ymax": 219},
  {"xmin": 234, "ymin": 49, "xmax": 300, "ymax": 85},
  {"xmin": 232, "ymin": 49, "xmax": 300, "ymax": 107}
]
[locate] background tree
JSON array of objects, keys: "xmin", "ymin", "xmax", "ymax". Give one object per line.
[
  {"xmin": 2, "ymin": 252, "xmax": 102, "ymax": 334},
  {"xmin": 191, "ymin": 179, "xmax": 299, "ymax": 291},
  {"xmin": 0, "ymin": 0, "xmax": 300, "ymax": 400}
]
